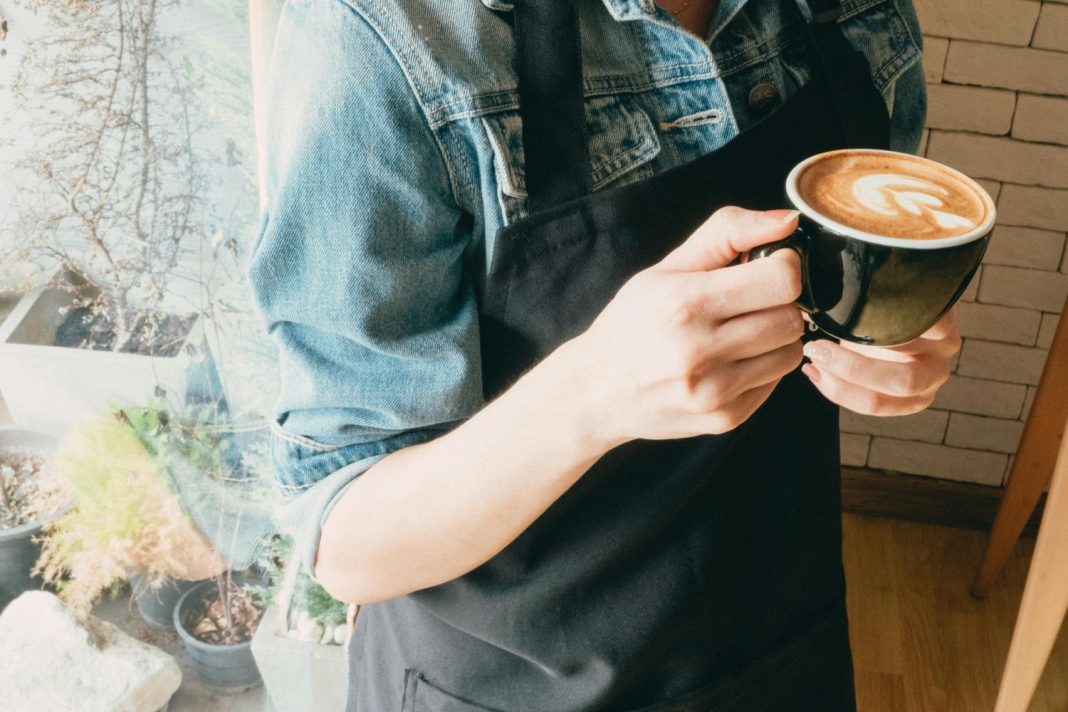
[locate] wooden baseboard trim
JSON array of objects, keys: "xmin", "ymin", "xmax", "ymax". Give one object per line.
[{"xmin": 841, "ymin": 467, "xmax": 1047, "ymax": 538}]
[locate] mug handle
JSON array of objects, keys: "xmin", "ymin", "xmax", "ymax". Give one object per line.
[{"xmin": 748, "ymin": 225, "xmax": 818, "ymax": 314}]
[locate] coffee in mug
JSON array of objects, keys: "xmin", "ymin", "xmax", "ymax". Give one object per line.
[
  {"xmin": 752, "ymin": 148, "xmax": 996, "ymax": 346},
  {"xmin": 795, "ymin": 150, "xmax": 992, "ymax": 240}
]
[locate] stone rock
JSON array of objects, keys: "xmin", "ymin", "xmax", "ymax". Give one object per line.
[{"xmin": 0, "ymin": 591, "xmax": 181, "ymax": 712}]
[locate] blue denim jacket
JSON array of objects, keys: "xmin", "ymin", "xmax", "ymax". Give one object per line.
[{"xmin": 247, "ymin": 0, "xmax": 927, "ymax": 572}]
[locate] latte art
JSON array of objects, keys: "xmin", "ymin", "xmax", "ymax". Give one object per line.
[
  {"xmin": 795, "ymin": 150, "xmax": 991, "ymax": 240},
  {"xmin": 851, "ymin": 174, "xmax": 976, "ymax": 230}
]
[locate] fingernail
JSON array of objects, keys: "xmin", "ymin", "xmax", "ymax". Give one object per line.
[
  {"xmin": 803, "ymin": 342, "xmax": 831, "ymax": 363},
  {"xmin": 759, "ymin": 209, "xmax": 801, "ymax": 225},
  {"xmin": 802, "ymin": 364, "xmax": 821, "ymax": 383}
]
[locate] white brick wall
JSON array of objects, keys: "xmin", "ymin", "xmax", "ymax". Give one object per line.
[{"xmin": 843, "ymin": 1, "xmax": 1068, "ymax": 485}]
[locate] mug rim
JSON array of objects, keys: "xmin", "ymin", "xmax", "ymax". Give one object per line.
[{"xmin": 785, "ymin": 148, "xmax": 997, "ymax": 249}]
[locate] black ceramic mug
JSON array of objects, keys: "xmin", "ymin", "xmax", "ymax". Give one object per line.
[{"xmin": 752, "ymin": 149, "xmax": 996, "ymax": 346}]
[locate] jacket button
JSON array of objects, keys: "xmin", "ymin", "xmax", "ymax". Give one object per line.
[{"xmin": 748, "ymin": 82, "xmax": 780, "ymax": 113}]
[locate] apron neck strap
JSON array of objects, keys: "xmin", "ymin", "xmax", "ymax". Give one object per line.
[
  {"xmin": 511, "ymin": 0, "xmax": 889, "ymax": 212},
  {"xmin": 794, "ymin": 0, "xmax": 892, "ymax": 149},
  {"xmin": 514, "ymin": 0, "xmax": 592, "ymax": 213}
]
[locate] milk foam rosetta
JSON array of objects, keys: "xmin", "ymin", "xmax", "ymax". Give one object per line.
[{"xmin": 796, "ymin": 151, "xmax": 990, "ymax": 239}]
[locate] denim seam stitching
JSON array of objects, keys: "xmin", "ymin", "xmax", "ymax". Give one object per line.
[{"xmin": 270, "ymin": 420, "xmax": 339, "ymax": 452}]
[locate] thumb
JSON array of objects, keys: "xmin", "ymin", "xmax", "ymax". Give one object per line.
[{"xmin": 659, "ymin": 207, "xmax": 800, "ymax": 272}]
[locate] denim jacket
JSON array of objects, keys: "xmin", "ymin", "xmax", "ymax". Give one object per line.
[{"xmin": 247, "ymin": 0, "xmax": 927, "ymax": 572}]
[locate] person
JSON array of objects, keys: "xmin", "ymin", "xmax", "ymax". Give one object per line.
[{"xmin": 247, "ymin": 0, "xmax": 958, "ymax": 709}]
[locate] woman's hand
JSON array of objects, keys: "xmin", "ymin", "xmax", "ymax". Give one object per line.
[
  {"xmin": 567, "ymin": 206, "xmax": 806, "ymax": 447},
  {"xmin": 799, "ymin": 307, "xmax": 961, "ymax": 416}
]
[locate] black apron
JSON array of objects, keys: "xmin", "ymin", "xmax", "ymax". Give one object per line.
[{"xmin": 346, "ymin": 1, "xmax": 890, "ymax": 709}]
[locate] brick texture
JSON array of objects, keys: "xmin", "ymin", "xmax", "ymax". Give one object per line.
[
  {"xmin": 926, "ymin": 132, "xmax": 1068, "ymax": 189},
  {"xmin": 1037, "ymin": 312, "xmax": 1061, "ymax": 348},
  {"xmin": 838, "ymin": 3, "xmax": 1067, "ymax": 485},
  {"xmin": 1013, "ymin": 94, "xmax": 1068, "ymax": 146},
  {"xmin": 925, "ymin": 85, "xmax": 1016, "ymax": 135},
  {"xmin": 957, "ymin": 302, "xmax": 1042, "ymax": 345},
  {"xmin": 943, "ymin": 41, "xmax": 1068, "ymax": 95},
  {"xmin": 956, "ymin": 339, "xmax": 1049, "ymax": 385},
  {"xmin": 978, "ymin": 265, "xmax": 1068, "ymax": 311},
  {"xmin": 868, "ymin": 438, "xmax": 1008, "ymax": 485},
  {"xmin": 840, "ymin": 409, "xmax": 949, "ymax": 444},
  {"xmin": 945, "ymin": 413, "xmax": 1026, "ymax": 453},
  {"xmin": 932, "ymin": 375, "xmax": 1027, "ymax": 418},
  {"xmin": 840, "ymin": 433, "xmax": 870, "ymax": 467},
  {"xmin": 997, "ymin": 185, "xmax": 1068, "ymax": 233},
  {"xmin": 1021, "ymin": 386, "xmax": 1037, "ymax": 421},
  {"xmin": 922, "ymin": 37, "xmax": 950, "ymax": 83},
  {"xmin": 984, "ymin": 225, "xmax": 1066, "ymax": 270},
  {"xmin": 913, "ymin": 0, "xmax": 1040, "ymax": 45},
  {"xmin": 1033, "ymin": 2, "xmax": 1068, "ymax": 51},
  {"xmin": 976, "ymin": 179, "xmax": 1002, "ymax": 203}
]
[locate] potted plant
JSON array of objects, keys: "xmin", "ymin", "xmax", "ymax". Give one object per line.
[
  {"xmin": 174, "ymin": 570, "xmax": 265, "ymax": 693},
  {"xmin": 32, "ymin": 409, "xmax": 229, "ymax": 619},
  {"xmin": 0, "ymin": 427, "xmax": 66, "ymax": 610},
  {"xmin": 120, "ymin": 401, "xmax": 274, "ymax": 692},
  {"xmin": 250, "ymin": 535, "xmax": 349, "ymax": 712},
  {"xmin": 0, "ymin": 0, "xmax": 213, "ymax": 434}
]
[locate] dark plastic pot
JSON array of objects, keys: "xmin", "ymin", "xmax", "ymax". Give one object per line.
[
  {"xmin": 174, "ymin": 579, "xmax": 263, "ymax": 692},
  {"xmin": 0, "ymin": 428, "xmax": 63, "ymax": 612},
  {"xmin": 131, "ymin": 574, "xmax": 201, "ymax": 628}
]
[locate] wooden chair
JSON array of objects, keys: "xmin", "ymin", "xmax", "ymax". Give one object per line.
[
  {"xmin": 973, "ymin": 297, "xmax": 1068, "ymax": 600},
  {"xmin": 972, "ymin": 294, "xmax": 1068, "ymax": 711},
  {"xmin": 992, "ymin": 415, "xmax": 1068, "ymax": 712}
]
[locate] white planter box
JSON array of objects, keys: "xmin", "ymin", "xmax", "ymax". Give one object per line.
[
  {"xmin": 251, "ymin": 606, "xmax": 347, "ymax": 712},
  {"xmin": 0, "ymin": 288, "xmax": 202, "ymax": 435}
]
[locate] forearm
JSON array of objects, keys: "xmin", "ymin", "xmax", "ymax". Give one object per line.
[{"xmin": 314, "ymin": 337, "xmax": 615, "ymax": 605}]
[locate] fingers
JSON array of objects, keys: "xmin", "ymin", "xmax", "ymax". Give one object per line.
[
  {"xmin": 802, "ymin": 339, "xmax": 950, "ymax": 398},
  {"xmin": 801, "ymin": 363, "xmax": 933, "ymax": 416},
  {"xmin": 731, "ymin": 340, "xmax": 805, "ymax": 393},
  {"xmin": 688, "ymin": 380, "xmax": 779, "ymax": 435},
  {"xmin": 659, "ymin": 206, "xmax": 800, "ymax": 272},
  {"xmin": 713, "ymin": 304, "xmax": 805, "ymax": 360},
  {"xmin": 690, "ymin": 340, "xmax": 803, "ymax": 407},
  {"xmin": 677, "ymin": 248, "xmax": 803, "ymax": 319}
]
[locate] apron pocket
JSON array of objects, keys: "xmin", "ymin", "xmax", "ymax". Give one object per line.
[{"xmin": 402, "ymin": 670, "xmax": 503, "ymax": 712}]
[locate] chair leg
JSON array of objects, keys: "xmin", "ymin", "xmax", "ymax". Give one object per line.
[
  {"xmin": 972, "ymin": 304, "xmax": 1068, "ymax": 599},
  {"xmin": 993, "ymin": 418, "xmax": 1068, "ymax": 712}
]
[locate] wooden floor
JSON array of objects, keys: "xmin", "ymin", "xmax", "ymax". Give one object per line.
[{"xmin": 843, "ymin": 513, "xmax": 1068, "ymax": 712}]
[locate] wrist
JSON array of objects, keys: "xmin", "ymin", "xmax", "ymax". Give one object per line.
[{"xmin": 538, "ymin": 336, "xmax": 630, "ymax": 457}]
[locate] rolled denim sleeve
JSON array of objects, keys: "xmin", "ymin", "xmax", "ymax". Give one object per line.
[{"xmin": 246, "ymin": 0, "xmax": 483, "ymax": 574}]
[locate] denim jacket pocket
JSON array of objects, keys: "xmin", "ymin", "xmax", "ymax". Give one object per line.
[{"xmin": 482, "ymin": 94, "xmax": 661, "ymax": 223}]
